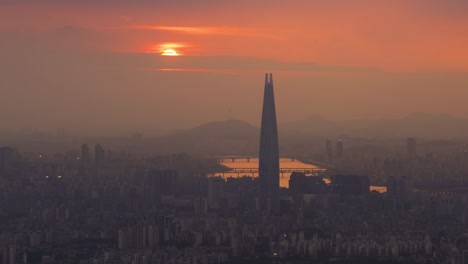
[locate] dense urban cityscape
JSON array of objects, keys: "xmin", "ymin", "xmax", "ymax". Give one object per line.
[
  {"xmin": 0, "ymin": 74, "xmax": 467, "ymax": 264},
  {"xmin": 3, "ymin": 1, "xmax": 468, "ymax": 263}
]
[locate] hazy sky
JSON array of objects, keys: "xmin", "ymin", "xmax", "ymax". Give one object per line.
[{"xmin": 1, "ymin": 0, "xmax": 468, "ymax": 134}]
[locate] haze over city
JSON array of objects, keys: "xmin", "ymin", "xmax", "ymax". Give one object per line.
[
  {"xmin": 1, "ymin": 1, "xmax": 468, "ymax": 264},
  {"xmin": 1, "ymin": 0, "xmax": 468, "ymax": 135}
]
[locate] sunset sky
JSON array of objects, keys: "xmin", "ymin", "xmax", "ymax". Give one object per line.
[{"xmin": 1, "ymin": 0, "xmax": 468, "ymax": 134}]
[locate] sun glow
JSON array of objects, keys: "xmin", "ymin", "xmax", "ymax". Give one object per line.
[
  {"xmin": 161, "ymin": 49, "xmax": 179, "ymax": 56},
  {"xmin": 151, "ymin": 42, "xmax": 187, "ymax": 56}
]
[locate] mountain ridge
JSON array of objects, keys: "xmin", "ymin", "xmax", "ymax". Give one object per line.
[{"xmin": 145, "ymin": 113, "xmax": 468, "ymax": 155}]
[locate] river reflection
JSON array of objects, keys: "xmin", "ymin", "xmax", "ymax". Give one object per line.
[{"xmin": 213, "ymin": 158, "xmax": 386, "ymax": 193}]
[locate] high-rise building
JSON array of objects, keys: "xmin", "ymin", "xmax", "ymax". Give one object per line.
[
  {"xmin": 325, "ymin": 138, "xmax": 333, "ymax": 162},
  {"xmin": 81, "ymin": 144, "xmax": 90, "ymax": 165},
  {"xmin": 407, "ymin": 137, "xmax": 416, "ymax": 158},
  {"xmin": 336, "ymin": 140, "xmax": 344, "ymax": 160},
  {"xmin": 208, "ymin": 177, "xmax": 224, "ymax": 209},
  {"xmin": 258, "ymin": 73, "xmax": 280, "ymax": 213},
  {"xmin": 1, "ymin": 246, "xmax": 16, "ymax": 264},
  {"xmin": 95, "ymin": 144, "xmax": 105, "ymax": 167}
]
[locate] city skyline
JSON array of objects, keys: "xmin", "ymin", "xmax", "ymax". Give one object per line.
[{"xmin": 1, "ymin": 2, "xmax": 468, "ymax": 263}]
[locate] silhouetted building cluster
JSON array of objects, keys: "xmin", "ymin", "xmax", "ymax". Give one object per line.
[
  {"xmin": 386, "ymin": 176, "xmax": 415, "ymax": 210},
  {"xmin": 289, "ymin": 172, "xmax": 327, "ymax": 195},
  {"xmin": 330, "ymin": 174, "xmax": 370, "ymax": 196}
]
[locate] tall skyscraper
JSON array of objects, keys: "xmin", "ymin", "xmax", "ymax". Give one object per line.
[
  {"xmin": 258, "ymin": 73, "xmax": 280, "ymax": 213},
  {"xmin": 336, "ymin": 140, "xmax": 344, "ymax": 160},
  {"xmin": 208, "ymin": 177, "xmax": 224, "ymax": 209},
  {"xmin": 407, "ymin": 137, "xmax": 416, "ymax": 158}
]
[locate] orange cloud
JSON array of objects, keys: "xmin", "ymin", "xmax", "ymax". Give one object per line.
[
  {"xmin": 120, "ymin": 25, "xmax": 277, "ymax": 38},
  {"xmin": 149, "ymin": 68, "xmax": 237, "ymax": 75}
]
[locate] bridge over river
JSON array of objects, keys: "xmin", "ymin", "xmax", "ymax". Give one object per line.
[
  {"xmin": 209, "ymin": 156, "xmax": 387, "ymax": 192},
  {"xmin": 217, "ymin": 167, "xmax": 325, "ymax": 178},
  {"xmin": 208, "ymin": 156, "xmax": 328, "ymax": 179},
  {"xmin": 209, "ymin": 156, "xmax": 335, "ymax": 170}
]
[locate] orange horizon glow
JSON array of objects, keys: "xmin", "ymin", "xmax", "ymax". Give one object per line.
[
  {"xmin": 1, "ymin": 2, "xmax": 468, "ymax": 72},
  {"xmin": 151, "ymin": 68, "xmax": 235, "ymax": 74},
  {"xmin": 2, "ymin": 1, "xmax": 468, "ymax": 131}
]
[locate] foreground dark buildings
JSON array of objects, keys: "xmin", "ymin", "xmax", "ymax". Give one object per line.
[
  {"xmin": 258, "ymin": 73, "xmax": 280, "ymax": 214},
  {"xmin": 0, "ymin": 145, "xmax": 467, "ymax": 264},
  {"xmin": 0, "ymin": 75, "xmax": 467, "ymax": 263}
]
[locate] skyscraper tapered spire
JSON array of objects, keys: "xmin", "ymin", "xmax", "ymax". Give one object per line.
[{"xmin": 258, "ymin": 73, "xmax": 280, "ymax": 213}]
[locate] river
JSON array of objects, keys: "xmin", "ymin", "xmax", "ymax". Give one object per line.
[{"xmin": 213, "ymin": 158, "xmax": 386, "ymax": 193}]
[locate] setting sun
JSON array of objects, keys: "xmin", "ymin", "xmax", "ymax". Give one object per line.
[{"xmin": 161, "ymin": 49, "xmax": 179, "ymax": 56}]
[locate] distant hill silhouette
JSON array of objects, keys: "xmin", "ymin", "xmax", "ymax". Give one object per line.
[
  {"xmin": 279, "ymin": 115, "xmax": 340, "ymax": 136},
  {"xmin": 6, "ymin": 113, "xmax": 466, "ymax": 155},
  {"xmin": 147, "ymin": 113, "xmax": 468, "ymax": 155},
  {"xmin": 352, "ymin": 113, "xmax": 468, "ymax": 138},
  {"xmin": 281, "ymin": 113, "xmax": 468, "ymax": 139},
  {"xmin": 187, "ymin": 119, "xmax": 258, "ymax": 139},
  {"xmin": 152, "ymin": 119, "xmax": 260, "ymax": 155}
]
